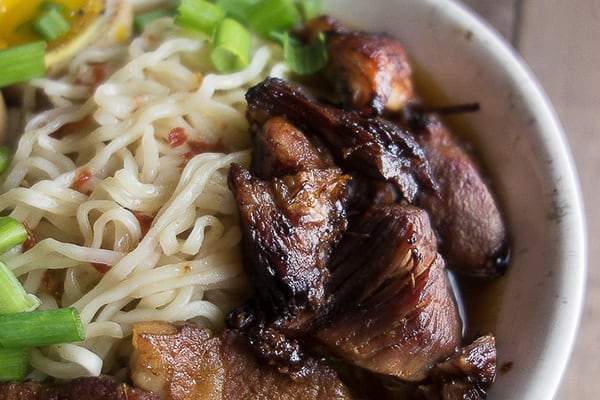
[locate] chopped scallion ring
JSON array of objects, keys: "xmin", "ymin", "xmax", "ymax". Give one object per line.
[
  {"xmin": 39, "ymin": 1, "xmax": 67, "ymax": 13},
  {"xmin": 0, "ymin": 216, "xmax": 28, "ymax": 254},
  {"xmin": 246, "ymin": 0, "xmax": 300, "ymax": 38},
  {"xmin": 273, "ymin": 30, "xmax": 328, "ymax": 74},
  {"xmin": 0, "ymin": 347, "xmax": 30, "ymax": 381},
  {"xmin": 0, "ymin": 42, "xmax": 46, "ymax": 88},
  {"xmin": 216, "ymin": 0, "xmax": 259, "ymax": 23},
  {"xmin": 294, "ymin": 0, "xmax": 321, "ymax": 22},
  {"xmin": 0, "ymin": 307, "xmax": 85, "ymax": 349},
  {"xmin": 31, "ymin": 8, "xmax": 71, "ymax": 41},
  {"xmin": 211, "ymin": 18, "xmax": 251, "ymax": 73},
  {"xmin": 175, "ymin": 0, "xmax": 226, "ymax": 35},
  {"xmin": 0, "ymin": 261, "xmax": 40, "ymax": 315}
]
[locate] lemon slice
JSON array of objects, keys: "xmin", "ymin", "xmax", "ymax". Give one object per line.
[{"xmin": 0, "ymin": 0, "xmax": 133, "ymax": 74}]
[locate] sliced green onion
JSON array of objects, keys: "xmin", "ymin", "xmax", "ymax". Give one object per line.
[
  {"xmin": 0, "ymin": 307, "xmax": 85, "ymax": 348},
  {"xmin": 295, "ymin": 0, "xmax": 320, "ymax": 22},
  {"xmin": 175, "ymin": 0, "xmax": 226, "ymax": 35},
  {"xmin": 0, "ymin": 216, "xmax": 28, "ymax": 254},
  {"xmin": 246, "ymin": 0, "xmax": 300, "ymax": 38},
  {"xmin": 0, "ymin": 261, "xmax": 40, "ymax": 315},
  {"xmin": 0, "ymin": 41, "xmax": 46, "ymax": 88},
  {"xmin": 273, "ymin": 30, "xmax": 328, "ymax": 74},
  {"xmin": 211, "ymin": 18, "xmax": 251, "ymax": 73},
  {"xmin": 31, "ymin": 8, "xmax": 71, "ymax": 41},
  {"xmin": 0, "ymin": 147, "xmax": 10, "ymax": 175},
  {"xmin": 0, "ymin": 348, "xmax": 30, "ymax": 381},
  {"xmin": 216, "ymin": 0, "xmax": 258, "ymax": 22},
  {"xmin": 39, "ymin": 1, "xmax": 66, "ymax": 13}
]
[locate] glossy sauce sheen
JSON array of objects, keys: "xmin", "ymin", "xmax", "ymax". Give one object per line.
[{"xmin": 412, "ymin": 64, "xmax": 508, "ymax": 340}]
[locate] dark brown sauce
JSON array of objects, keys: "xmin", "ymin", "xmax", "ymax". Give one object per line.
[
  {"xmin": 449, "ymin": 272, "xmax": 507, "ymax": 339},
  {"xmin": 412, "ymin": 61, "xmax": 510, "ymax": 341}
]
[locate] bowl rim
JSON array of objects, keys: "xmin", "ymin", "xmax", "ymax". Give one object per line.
[
  {"xmin": 444, "ymin": 1, "xmax": 587, "ymax": 397},
  {"xmin": 320, "ymin": 0, "xmax": 588, "ymax": 398}
]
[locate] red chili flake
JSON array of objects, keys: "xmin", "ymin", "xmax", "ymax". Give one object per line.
[
  {"xmin": 70, "ymin": 168, "xmax": 93, "ymax": 194},
  {"xmin": 91, "ymin": 262, "xmax": 111, "ymax": 273},
  {"xmin": 178, "ymin": 139, "xmax": 229, "ymax": 169},
  {"xmin": 49, "ymin": 115, "xmax": 92, "ymax": 139},
  {"xmin": 167, "ymin": 127, "xmax": 187, "ymax": 147},
  {"xmin": 135, "ymin": 213, "xmax": 154, "ymax": 238},
  {"xmin": 21, "ymin": 222, "xmax": 37, "ymax": 252},
  {"xmin": 90, "ymin": 63, "xmax": 106, "ymax": 88},
  {"xmin": 42, "ymin": 270, "xmax": 64, "ymax": 300},
  {"xmin": 179, "ymin": 151, "xmax": 195, "ymax": 168}
]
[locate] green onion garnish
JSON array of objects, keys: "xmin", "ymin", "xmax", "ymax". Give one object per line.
[
  {"xmin": 0, "ymin": 348, "xmax": 30, "ymax": 381},
  {"xmin": 294, "ymin": 0, "xmax": 320, "ymax": 21},
  {"xmin": 216, "ymin": 0, "xmax": 259, "ymax": 23},
  {"xmin": 246, "ymin": 0, "xmax": 300, "ymax": 38},
  {"xmin": 39, "ymin": 1, "xmax": 66, "ymax": 13},
  {"xmin": 0, "ymin": 147, "xmax": 11, "ymax": 175},
  {"xmin": 272, "ymin": 30, "xmax": 328, "ymax": 74},
  {"xmin": 0, "ymin": 307, "xmax": 85, "ymax": 348},
  {"xmin": 0, "ymin": 261, "xmax": 40, "ymax": 315},
  {"xmin": 31, "ymin": 8, "xmax": 71, "ymax": 41},
  {"xmin": 0, "ymin": 41, "xmax": 46, "ymax": 88},
  {"xmin": 0, "ymin": 217, "xmax": 28, "ymax": 254},
  {"xmin": 175, "ymin": 0, "xmax": 226, "ymax": 35},
  {"xmin": 211, "ymin": 18, "xmax": 251, "ymax": 73}
]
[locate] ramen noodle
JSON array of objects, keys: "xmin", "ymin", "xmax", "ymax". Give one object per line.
[{"xmin": 0, "ymin": 16, "xmax": 286, "ymax": 380}]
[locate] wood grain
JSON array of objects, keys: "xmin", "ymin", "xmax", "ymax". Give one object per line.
[{"xmin": 519, "ymin": 2, "xmax": 599, "ymax": 399}]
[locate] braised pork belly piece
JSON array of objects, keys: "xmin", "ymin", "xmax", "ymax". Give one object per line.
[
  {"xmin": 0, "ymin": 376, "xmax": 158, "ymax": 400},
  {"xmin": 130, "ymin": 322, "xmax": 351, "ymax": 400},
  {"xmin": 419, "ymin": 335, "xmax": 497, "ymax": 400},
  {"xmin": 228, "ymin": 162, "xmax": 349, "ymax": 313},
  {"xmin": 292, "ymin": 15, "xmax": 510, "ymax": 278},
  {"xmin": 245, "ymin": 77, "xmax": 436, "ymax": 202},
  {"xmin": 316, "ymin": 205, "xmax": 462, "ymax": 382},
  {"xmin": 304, "ymin": 15, "xmax": 414, "ymax": 116},
  {"xmin": 227, "ymin": 91, "xmax": 464, "ymax": 384},
  {"xmin": 408, "ymin": 115, "xmax": 510, "ymax": 278},
  {"xmin": 250, "ymin": 116, "xmax": 335, "ymax": 179}
]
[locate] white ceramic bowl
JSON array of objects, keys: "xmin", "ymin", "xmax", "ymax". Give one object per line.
[{"xmin": 320, "ymin": 0, "xmax": 587, "ymax": 399}]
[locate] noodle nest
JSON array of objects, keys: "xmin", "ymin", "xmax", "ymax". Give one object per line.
[{"xmin": 0, "ymin": 17, "xmax": 287, "ymax": 379}]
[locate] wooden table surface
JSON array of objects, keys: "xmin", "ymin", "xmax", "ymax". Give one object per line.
[{"xmin": 459, "ymin": 1, "xmax": 597, "ymax": 398}]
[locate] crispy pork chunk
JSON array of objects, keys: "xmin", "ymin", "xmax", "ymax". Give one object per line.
[
  {"xmin": 250, "ymin": 116, "xmax": 335, "ymax": 179},
  {"xmin": 410, "ymin": 116, "xmax": 509, "ymax": 277},
  {"xmin": 0, "ymin": 376, "xmax": 158, "ymax": 400},
  {"xmin": 316, "ymin": 205, "xmax": 462, "ymax": 382},
  {"xmin": 228, "ymin": 163, "xmax": 349, "ymax": 313},
  {"xmin": 130, "ymin": 322, "xmax": 351, "ymax": 400},
  {"xmin": 245, "ymin": 77, "xmax": 436, "ymax": 202},
  {"xmin": 231, "ymin": 80, "xmax": 463, "ymax": 384},
  {"xmin": 305, "ymin": 15, "xmax": 414, "ymax": 115},
  {"xmin": 419, "ymin": 335, "xmax": 497, "ymax": 400}
]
